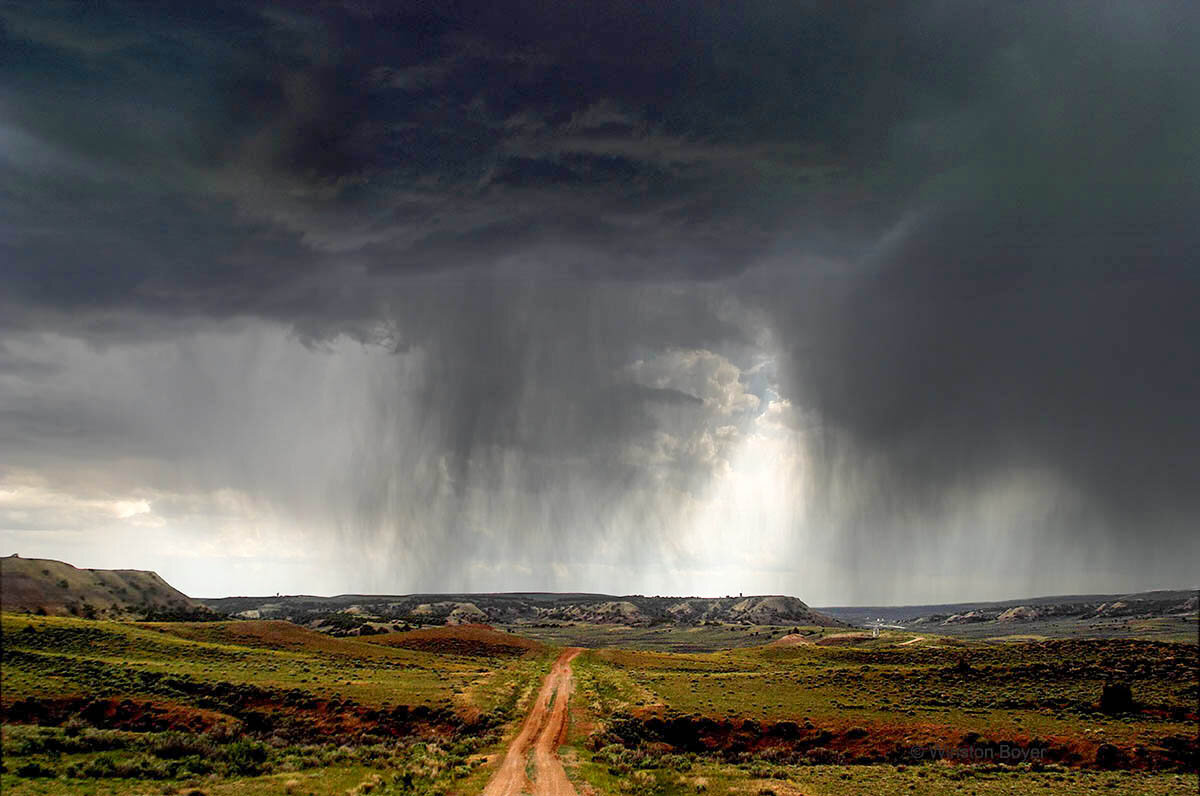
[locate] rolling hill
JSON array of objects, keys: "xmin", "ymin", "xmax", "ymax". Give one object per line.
[
  {"xmin": 0, "ymin": 554, "xmax": 209, "ymax": 620},
  {"xmin": 363, "ymin": 623, "xmax": 544, "ymax": 656}
]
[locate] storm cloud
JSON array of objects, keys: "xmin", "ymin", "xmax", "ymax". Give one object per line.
[{"xmin": 1, "ymin": 1, "xmax": 1197, "ymax": 602}]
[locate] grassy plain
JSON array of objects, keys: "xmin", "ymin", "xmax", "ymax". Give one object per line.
[
  {"xmin": 2, "ymin": 615, "xmax": 1196, "ymax": 796},
  {"xmin": 509, "ymin": 623, "xmax": 838, "ymax": 651},
  {"xmin": 566, "ymin": 755, "xmax": 1195, "ymax": 796},
  {"xmin": 586, "ymin": 635, "xmax": 1196, "ymax": 736},
  {"xmin": 905, "ymin": 615, "xmax": 1197, "ymax": 643},
  {"xmin": 1, "ymin": 613, "xmax": 554, "ymax": 795},
  {"xmin": 562, "ymin": 631, "xmax": 1198, "ymax": 796}
]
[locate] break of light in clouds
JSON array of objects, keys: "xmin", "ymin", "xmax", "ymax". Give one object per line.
[{"xmin": 1, "ymin": 2, "xmax": 1197, "ymax": 604}]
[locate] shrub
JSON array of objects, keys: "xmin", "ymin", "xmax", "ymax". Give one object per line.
[
  {"xmin": 6, "ymin": 726, "xmax": 67, "ymax": 756},
  {"xmin": 222, "ymin": 739, "xmax": 269, "ymax": 775},
  {"xmin": 203, "ymin": 723, "xmax": 240, "ymax": 744},
  {"xmin": 15, "ymin": 760, "xmax": 56, "ymax": 778},
  {"xmin": 112, "ymin": 754, "xmax": 173, "ymax": 780},
  {"xmin": 660, "ymin": 753, "xmax": 694, "ymax": 772},
  {"xmin": 78, "ymin": 754, "xmax": 118, "ymax": 778},
  {"xmin": 149, "ymin": 731, "xmax": 213, "ymax": 760},
  {"xmin": 76, "ymin": 728, "xmax": 130, "ymax": 753}
]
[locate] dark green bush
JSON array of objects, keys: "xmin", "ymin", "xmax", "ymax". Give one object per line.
[
  {"xmin": 222, "ymin": 739, "xmax": 269, "ymax": 775},
  {"xmin": 78, "ymin": 754, "xmax": 118, "ymax": 778},
  {"xmin": 15, "ymin": 760, "xmax": 56, "ymax": 778}
]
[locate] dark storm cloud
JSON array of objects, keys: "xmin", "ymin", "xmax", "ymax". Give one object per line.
[
  {"xmin": 0, "ymin": 0, "xmax": 965, "ymax": 311},
  {"xmin": 767, "ymin": 2, "xmax": 1200, "ymax": 546},
  {"xmin": 2, "ymin": 1, "xmax": 1198, "ymax": 597}
]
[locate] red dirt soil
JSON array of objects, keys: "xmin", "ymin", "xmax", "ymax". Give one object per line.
[
  {"xmin": 483, "ymin": 648, "xmax": 583, "ymax": 796},
  {"xmin": 2, "ymin": 697, "xmax": 236, "ymax": 734},
  {"xmin": 767, "ymin": 633, "xmax": 815, "ymax": 647},
  {"xmin": 2, "ymin": 687, "xmax": 473, "ymax": 746},
  {"xmin": 813, "ymin": 632, "xmax": 875, "ymax": 646},
  {"xmin": 364, "ymin": 624, "xmax": 543, "ymax": 657},
  {"xmin": 617, "ymin": 709, "xmax": 1197, "ymax": 771},
  {"xmin": 139, "ymin": 620, "xmax": 404, "ymax": 657}
]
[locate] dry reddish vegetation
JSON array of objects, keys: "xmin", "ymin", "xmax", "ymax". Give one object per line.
[
  {"xmin": 812, "ymin": 633, "xmax": 875, "ymax": 646},
  {"xmin": 599, "ymin": 712, "xmax": 1197, "ymax": 771},
  {"xmin": 2, "ymin": 677, "xmax": 487, "ymax": 746},
  {"xmin": 583, "ymin": 637, "xmax": 1199, "ymax": 774},
  {"xmin": 4, "ymin": 697, "xmax": 233, "ymax": 734},
  {"xmin": 364, "ymin": 624, "xmax": 543, "ymax": 657},
  {"xmin": 1, "ymin": 613, "xmax": 552, "ymax": 793},
  {"xmin": 138, "ymin": 620, "xmax": 405, "ymax": 656}
]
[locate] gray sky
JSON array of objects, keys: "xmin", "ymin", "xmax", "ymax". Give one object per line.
[{"xmin": 1, "ymin": 2, "xmax": 1197, "ymax": 603}]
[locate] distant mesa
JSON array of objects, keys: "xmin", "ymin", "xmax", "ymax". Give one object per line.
[
  {"xmin": 410, "ymin": 601, "xmax": 489, "ymax": 624},
  {"xmin": 942, "ymin": 610, "xmax": 991, "ymax": 625},
  {"xmin": 996, "ymin": 605, "xmax": 1040, "ymax": 622},
  {"xmin": 200, "ymin": 592, "xmax": 847, "ymax": 633},
  {"xmin": 818, "ymin": 588, "xmax": 1198, "ymax": 639},
  {"xmin": 0, "ymin": 554, "xmax": 210, "ymax": 620},
  {"xmin": 0, "ymin": 554, "xmax": 845, "ymax": 633}
]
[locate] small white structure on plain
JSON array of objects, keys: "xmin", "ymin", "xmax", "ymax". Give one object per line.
[{"xmin": 866, "ymin": 618, "xmax": 906, "ymax": 638}]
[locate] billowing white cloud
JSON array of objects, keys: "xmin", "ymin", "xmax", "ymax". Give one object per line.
[{"xmin": 626, "ymin": 349, "xmax": 762, "ymax": 416}]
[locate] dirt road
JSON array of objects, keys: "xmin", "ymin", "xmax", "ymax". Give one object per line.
[{"xmin": 482, "ymin": 647, "xmax": 583, "ymax": 796}]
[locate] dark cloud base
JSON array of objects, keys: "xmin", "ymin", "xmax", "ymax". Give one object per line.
[{"xmin": 1, "ymin": 1, "xmax": 1198, "ymax": 599}]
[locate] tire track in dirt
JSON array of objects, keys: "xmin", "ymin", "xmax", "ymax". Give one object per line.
[{"xmin": 482, "ymin": 647, "xmax": 582, "ymax": 796}]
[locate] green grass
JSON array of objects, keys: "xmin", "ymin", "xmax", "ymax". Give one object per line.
[
  {"xmin": 564, "ymin": 651, "xmax": 1197, "ymax": 795},
  {"xmin": 924, "ymin": 614, "xmax": 1198, "ymax": 643},
  {"xmin": 0, "ymin": 760, "xmax": 482, "ymax": 796},
  {"xmin": 565, "ymin": 754, "xmax": 1194, "ymax": 796},
  {"xmin": 0, "ymin": 613, "xmax": 556, "ymax": 795},
  {"xmin": 566, "ymin": 637, "xmax": 1197, "ymax": 784},
  {"xmin": 4, "ymin": 613, "xmax": 1196, "ymax": 795},
  {"xmin": 582, "ymin": 638, "xmax": 1196, "ymax": 740},
  {"xmin": 510, "ymin": 623, "xmax": 836, "ymax": 652},
  {"xmin": 461, "ymin": 644, "xmax": 558, "ymax": 717},
  {"xmin": 0, "ymin": 721, "xmax": 497, "ymax": 795},
  {"xmin": 1, "ymin": 614, "xmax": 526, "ymax": 709}
]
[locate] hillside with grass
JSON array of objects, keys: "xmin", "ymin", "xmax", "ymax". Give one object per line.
[
  {"xmin": 0, "ymin": 555, "xmax": 208, "ymax": 620},
  {"xmin": 363, "ymin": 623, "xmax": 544, "ymax": 657},
  {"xmin": 0, "ymin": 612, "xmax": 553, "ymax": 795}
]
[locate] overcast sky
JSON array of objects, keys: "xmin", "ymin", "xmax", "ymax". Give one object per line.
[{"xmin": 1, "ymin": 2, "xmax": 1197, "ymax": 604}]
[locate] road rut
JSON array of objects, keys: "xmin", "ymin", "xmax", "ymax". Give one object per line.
[{"xmin": 482, "ymin": 647, "xmax": 583, "ymax": 796}]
